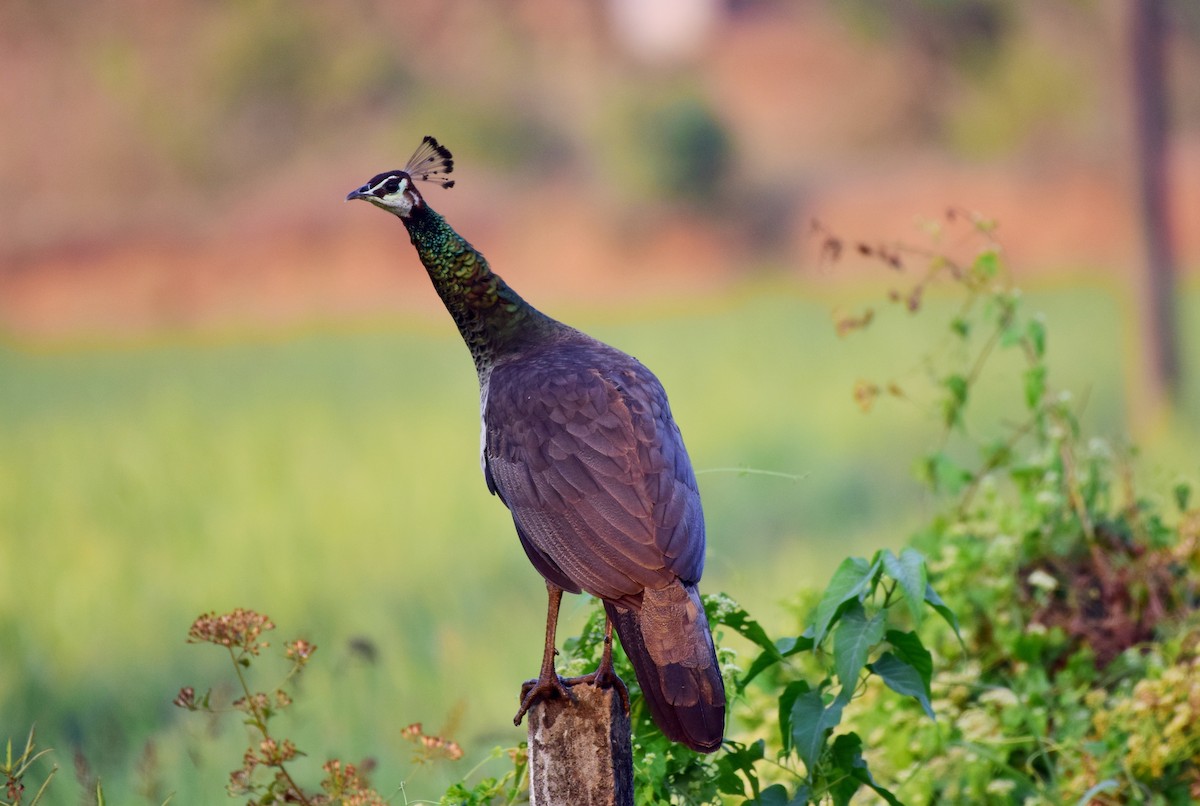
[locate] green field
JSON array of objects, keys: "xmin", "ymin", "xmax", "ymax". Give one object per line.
[{"xmin": 2, "ymin": 280, "xmax": 1198, "ymax": 801}]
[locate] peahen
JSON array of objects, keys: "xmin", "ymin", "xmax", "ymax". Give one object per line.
[{"xmin": 347, "ymin": 137, "xmax": 725, "ymax": 753}]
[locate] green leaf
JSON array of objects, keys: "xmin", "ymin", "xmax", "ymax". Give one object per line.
[
  {"xmin": 754, "ymin": 784, "xmax": 798, "ymax": 806},
  {"xmin": 860, "ymin": 780, "xmax": 903, "ymax": 806},
  {"xmin": 1027, "ymin": 316, "xmax": 1046, "ymax": 358},
  {"xmin": 925, "ymin": 581, "xmax": 963, "ymax": 645},
  {"xmin": 941, "ymin": 373, "xmax": 969, "ymax": 428},
  {"xmin": 791, "ymin": 687, "xmax": 845, "ymax": 776},
  {"xmin": 820, "ymin": 729, "xmax": 897, "ymax": 806},
  {"xmin": 833, "ymin": 602, "xmax": 885, "ymax": 694},
  {"xmin": 716, "ymin": 739, "xmax": 765, "ymax": 797},
  {"xmin": 950, "ymin": 316, "xmax": 970, "ymax": 339},
  {"xmin": 943, "ymin": 373, "xmax": 968, "ymax": 406},
  {"xmin": 979, "ymin": 438, "xmax": 1012, "ymax": 471},
  {"xmin": 809, "ymin": 557, "xmax": 878, "ymax": 646},
  {"xmin": 972, "ymin": 248, "xmax": 1001, "ymax": 279},
  {"xmin": 870, "ymin": 652, "xmax": 935, "ymax": 720},
  {"xmin": 920, "ymin": 453, "xmax": 972, "ymax": 495},
  {"xmin": 715, "ymin": 765, "xmax": 747, "ymax": 798},
  {"xmin": 1024, "ymin": 364, "xmax": 1046, "ymax": 410},
  {"xmin": 828, "ymin": 733, "xmax": 865, "ymax": 806},
  {"xmin": 885, "ymin": 630, "xmax": 933, "ymax": 702},
  {"xmin": 882, "ymin": 548, "xmax": 928, "ymax": 626},
  {"xmin": 1174, "ymin": 481, "xmax": 1192, "ymax": 513},
  {"xmin": 741, "ymin": 635, "xmax": 814, "ymax": 688},
  {"xmin": 778, "ymin": 681, "xmax": 811, "ymax": 754},
  {"xmin": 714, "ymin": 600, "xmax": 780, "ymax": 658},
  {"xmin": 827, "ymin": 732, "xmax": 904, "ymax": 805}
]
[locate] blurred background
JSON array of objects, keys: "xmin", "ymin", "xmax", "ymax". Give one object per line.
[{"xmin": 2, "ymin": 0, "xmax": 1199, "ymax": 801}]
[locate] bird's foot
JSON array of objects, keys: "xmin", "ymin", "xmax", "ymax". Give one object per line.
[
  {"xmin": 513, "ymin": 673, "xmax": 575, "ymax": 726},
  {"xmin": 562, "ymin": 665, "xmax": 631, "ymax": 716}
]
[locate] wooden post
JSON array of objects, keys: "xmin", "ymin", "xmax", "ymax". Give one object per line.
[{"xmin": 526, "ymin": 683, "xmax": 633, "ymax": 806}]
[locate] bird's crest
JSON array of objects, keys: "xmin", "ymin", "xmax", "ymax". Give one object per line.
[{"xmin": 405, "ymin": 135, "xmax": 456, "ymax": 190}]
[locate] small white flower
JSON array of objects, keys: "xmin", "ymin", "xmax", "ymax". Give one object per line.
[
  {"xmin": 980, "ymin": 688, "xmax": 1020, "ymax": 708},
  {"xmin": 986, "ymin": 778, "xmax": 1017, "ymax": 796},
  {"xmin": 1027, "ymin": 569, "xmax": 1058, "ymax": 592}
]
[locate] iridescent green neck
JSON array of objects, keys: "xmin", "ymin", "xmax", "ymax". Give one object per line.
[{"xmin": 402, "ymin": 204, "xmax": 553, "ymax": 373}]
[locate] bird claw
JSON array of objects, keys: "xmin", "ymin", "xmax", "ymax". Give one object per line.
[
  {"xmin": 513, "ymin": 674, "xmax": 575, "ymax": 726},
  {"xmin": 562, "ymin": 667, "xmax": 631, "ymax": 716},
  {"xmin": 512, "ymin": 665, "xmax": 632, "ymax": 726}
]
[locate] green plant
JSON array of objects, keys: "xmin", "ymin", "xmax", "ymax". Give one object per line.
[
  {"xmin": 440, "ymin": 552, "xmax": 953, "ymax": 806},
  {"xmin": 175, "ymin": 608, "xmax": 471, "ymax": 805},
  {"xmin": 817, "ymin": 210, "xmax": 1200, "ymax": 804},
  {"xmin": 435, "ymin": 744, "xmax": 527, "ymax": 806},
  {"xmin": 2, "ymin": 727, "xmax": 56, "ymax": 806}
]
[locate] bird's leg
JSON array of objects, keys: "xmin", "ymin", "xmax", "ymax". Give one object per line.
[
  {"xmin": 513, "ymin": 583, "xmax": 574, "ymax": 726},
  {"xmin": 562, "ymin": 614, "xmax": 630, "ymax": 716}
]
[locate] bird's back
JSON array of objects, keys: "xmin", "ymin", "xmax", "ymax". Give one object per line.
[{"xmin": 481, "ymin": 329, "xmax": 707, "ymax": 604}]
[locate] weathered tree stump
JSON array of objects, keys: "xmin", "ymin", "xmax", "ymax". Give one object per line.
[{"xmin": 526, "ymin": 683, "xmax": 633, "ymax": 806}]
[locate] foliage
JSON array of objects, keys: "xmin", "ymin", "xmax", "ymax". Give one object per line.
[
  {"xmin": 171, "ymin": 608, "xmax": 474, "ymax": 804},
  {"xmin": 450, "ymin": 553, "xmax": 947, "ymax": 806},
  {"xmin": 819, "ymin": 210, "xmax": 1200, "ymax": 804},
  {"xmin": 174, "ymin": 608, "xmax": 401, "ymax": 804}
]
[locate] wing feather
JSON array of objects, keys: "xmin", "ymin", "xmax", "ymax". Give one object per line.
[{"xmin": 483, "ymin": 341, "xmax": 706, "ymax": 601}]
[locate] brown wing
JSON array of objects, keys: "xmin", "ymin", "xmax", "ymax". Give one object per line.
[{"xmin": 482, "ymin": 344, "xmax": 705, "ymax": 604}]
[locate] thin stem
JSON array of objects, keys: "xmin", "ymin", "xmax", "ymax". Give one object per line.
[
  {"xmin": 955, "ymin": 414, "xmax": 1038, "ymax": 515},
  {"xmin": 227, "ymin": 648, "xmax": 312, "ymax": 806},
  {"xmin": 695, "ymin": 467, "xmax": 809, "ymax": 482}
]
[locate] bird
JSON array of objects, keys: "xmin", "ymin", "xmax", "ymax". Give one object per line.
[{"xmin": 346, "ymin": 136, "xmax": 725, "ymax": 753}]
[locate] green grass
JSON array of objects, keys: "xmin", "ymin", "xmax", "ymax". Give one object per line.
[{"xmin": 2, "ymin": 279, "xmax": 1198, "ymax": 801}]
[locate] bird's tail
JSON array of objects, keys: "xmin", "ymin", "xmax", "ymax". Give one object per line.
[{"xmin": 605, "ymin": 581, "xmax": 726, "ymax": 753}]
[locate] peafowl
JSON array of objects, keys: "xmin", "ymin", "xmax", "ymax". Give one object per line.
[{"xmin": 347, "ymin": 137, "xmax": 725, "ymax": 753}]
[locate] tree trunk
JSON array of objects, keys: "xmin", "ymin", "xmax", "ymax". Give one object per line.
[{"xmin": 1129, "ymin": 0, "xmax": 1180, "ymax": 420}]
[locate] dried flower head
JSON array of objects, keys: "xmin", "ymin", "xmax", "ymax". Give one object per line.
[
  {"xmin": 232, "ymin": 692, "xmax": 271, "ymax": 716},
  {"xmin": 320, "ymin": 759, "xmax": 387, "ymax": 806},
  {"xmin": 400, "ymin": 722, "xmax": 465, "ymax": 763},
  {"xmin": 285, "ymin": 639, "xmax": 317, "ymax": 665},
  {"xmin": 853, "ymin": 380, "xmax": 880, "ymax": 413},
  {"xmin": 258, "ymin": 737, "xmax": 298, "ymax": 766},
  {"xmin": 188, "ymin": 609, "xmax": 275, "ymax": 656},
  {"xmin": 173, "ymin": 686, "xmax": 196, "ymax": 709}
]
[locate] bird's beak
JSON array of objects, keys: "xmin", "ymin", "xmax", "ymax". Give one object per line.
[{"xmin": 345, "ymin": 188, "xmax": 367, "ymax": 202}]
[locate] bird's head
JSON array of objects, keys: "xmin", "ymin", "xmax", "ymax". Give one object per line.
[{"xmin": 346, "ymin": 135, "xmax": 455, "ymax": 219}]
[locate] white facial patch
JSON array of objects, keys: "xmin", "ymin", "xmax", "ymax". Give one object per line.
[
  {"xmin": 367, "ymin": 175, "xmax": 404, "ymax": 196},
  {"xmin": 367, "ymin": 175, "xmax": 416, "ymax": 217}
]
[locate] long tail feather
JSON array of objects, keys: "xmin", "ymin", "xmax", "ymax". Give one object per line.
[{"xmin": 605, "ymin": 582, "xmax": 725, "ymax": 753}]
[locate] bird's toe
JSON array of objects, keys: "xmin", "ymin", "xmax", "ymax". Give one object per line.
[{"xmin": 513, "ymin": 674, "xmax": 575, "ymax": 725}]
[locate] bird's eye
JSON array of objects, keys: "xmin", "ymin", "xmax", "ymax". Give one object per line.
[{"xmin": 384, "ymin": 178, "xmax": 401, "ymax": 194}]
